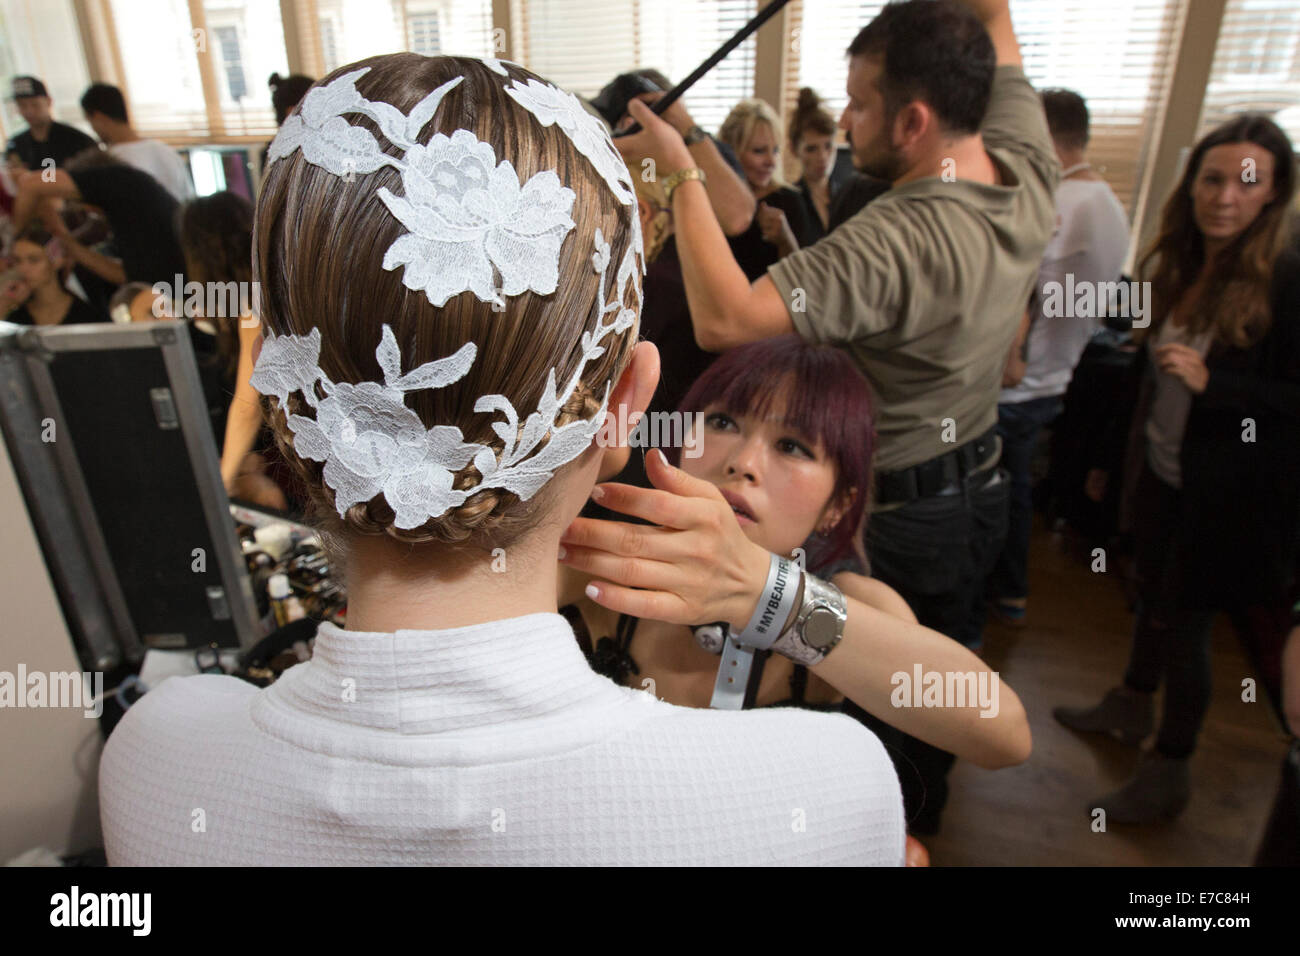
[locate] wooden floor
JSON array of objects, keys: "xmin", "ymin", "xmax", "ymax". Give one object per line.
[{"xmin": 921, "ymin": 518, "xmax": 1291, "ymax": 866}]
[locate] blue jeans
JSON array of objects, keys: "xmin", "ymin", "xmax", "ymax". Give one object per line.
[{"xmin": 989, "ymin": 396, "xmax": 1063, "ymax": 601}]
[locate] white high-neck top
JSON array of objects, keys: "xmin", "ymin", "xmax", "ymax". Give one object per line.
[{"xmin": 100, "ymin": 612, "xmax": 905, "ymax": 865}]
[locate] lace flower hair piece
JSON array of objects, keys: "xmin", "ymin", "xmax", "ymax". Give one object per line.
[{"xmin": 251, "ymin": 61, "xmax": 644, "ymax": 530}]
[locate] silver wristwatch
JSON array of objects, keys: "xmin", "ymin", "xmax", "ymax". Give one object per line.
[{"xmin": 770, "ymin": 573, "xmax": 847, "ymax": 667}]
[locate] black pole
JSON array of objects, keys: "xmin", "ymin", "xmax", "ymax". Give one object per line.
[{"xmin": 616, "ymin": 0, "xmax": 797, "ymax": 136}]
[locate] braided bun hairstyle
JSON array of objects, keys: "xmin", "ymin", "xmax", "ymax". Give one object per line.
[{"xmin": 253, "ymin": 54, "xmax": 640, "ymax": 552}]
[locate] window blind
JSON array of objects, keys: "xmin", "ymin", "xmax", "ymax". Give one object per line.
[
  {"xmin": 107, "ymin": 0, "xmax": 210, "ymax": 140},
  {"xmin": 1198, "ymin": 0, "xmax": 1300, "ymax": 147},
  {"xmin": 514, "ymin": 0, "xmax": 757, "ymax": 133},
  {"xmin": 293, "ymin": 0, "xmax": 495, "ymax": 79}
]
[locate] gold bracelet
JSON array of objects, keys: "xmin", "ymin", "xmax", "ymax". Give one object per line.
[{"xmin": 662, "ymin": 167, "xmax": 706, "ymax": 203}]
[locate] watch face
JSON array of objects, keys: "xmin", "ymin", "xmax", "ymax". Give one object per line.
[{"xmin": 804, "ymin": 606, "xmax": 839, "ymax": 649}]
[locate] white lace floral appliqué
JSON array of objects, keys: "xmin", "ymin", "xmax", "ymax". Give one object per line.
[
  {"xmin": 253, "ymin": 62, "xmax": 647, "ymax": 528},
  {"xmin": 251, "ymin": 325, "xmax": 482, "ymax": 529},
  {"xmin": 268, "ymin": 67, "xmax": 576, "ymax": 308}
]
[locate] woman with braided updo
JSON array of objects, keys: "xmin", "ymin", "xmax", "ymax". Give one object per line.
[{"xmin": 97, "ymin": 54, "xmax": 912, "ymax": 866}]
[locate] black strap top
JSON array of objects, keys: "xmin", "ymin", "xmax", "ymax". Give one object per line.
[{"xmin": 561, "ymin": 606, "xmax": 831, "ymax": 711}]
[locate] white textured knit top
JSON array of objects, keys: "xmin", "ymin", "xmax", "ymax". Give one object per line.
[{"xmin": 99, "ymin": 612, "xmax": 905, "ymax": 865}]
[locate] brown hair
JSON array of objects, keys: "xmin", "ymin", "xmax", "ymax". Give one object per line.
[
  {"xmin": 179, "ymin": 190, "xmax": 252, "ymax": 380},
  {"xmin": 254, "ymin": 54, "xmax": 639, "ymax": 551},
  {"xmin": 788, "ymin": 87, "xmax": 835, "ymax": 152},
  {"xmin": 1136, "ymin": 114, "xmax": 1296, "ymax": 349}
]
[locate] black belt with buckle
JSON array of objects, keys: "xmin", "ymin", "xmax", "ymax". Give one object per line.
[{"xmin": 875, "ymin": 425, "xmax": 1000, "ymax": 505}]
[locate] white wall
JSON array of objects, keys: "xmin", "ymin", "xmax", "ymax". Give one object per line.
[{"xmin": 0, "ymin": 428, "xmax": 103, "ymax": 862}]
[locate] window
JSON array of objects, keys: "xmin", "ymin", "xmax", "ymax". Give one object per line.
[
  {"xmin": 1011, "ymin": 0, "xmax": 1185, "ymax": 215},
  {"xmin": 214, "ymin": 26, "xmax": 247, "ymax": 104},
  {"xmin": 409, "ymin": 12, "xmax": 444, "ymax": 56},
  {"xmin": 513, "ymin": 0, "xmax": 757, "ymax": 133},
  {"xmin": 295, "ymin": 0, "xmax": 493, "ymax": 77},
  {"xmin": 0, "ymin": 0, "xmax": 93, "ymax": 144},
  {"xmin": 787, "ymin": 0, "xmax": 883, "ymax": 127},
  {"xmin": 1198, "ymin": 0, "xmax": 1300, "ymax": 146}
]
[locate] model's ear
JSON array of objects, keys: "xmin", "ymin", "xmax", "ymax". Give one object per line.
[
  {"xmin": 818, "ymin": 486, "xmax": 858, "ymax": 533},
  {"xmin": 597, "ymin": 340, "xmax": 660, "ymax": 482}
]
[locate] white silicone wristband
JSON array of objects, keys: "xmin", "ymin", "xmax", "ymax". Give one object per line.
[{"xmin": 733, "ymin": 553, "xmax": 801, "ymax": 650}]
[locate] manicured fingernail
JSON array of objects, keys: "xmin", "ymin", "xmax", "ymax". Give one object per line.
[
  {"xmin": 585, "ymin": 583, "xmax": 601, "ymax": 600},
  {"xmin": 591, "ymin": 485, "xmax": 605, "ymax": 500},
  {"xmin": 557, "ymin": 545, "xmax": 567, "ymax": 560},
  {"xmin": 654, "ymin": 448, "xmax": 669, "ymax": 467}
]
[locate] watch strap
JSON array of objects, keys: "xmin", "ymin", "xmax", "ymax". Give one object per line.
[
  {"xmin": 770, "ymin": 573, "xmax": 847, "ymax": 667},
  {"xmin": 683, "ymin": 125, "xmax": 709, "ymax": 146},
  {"xmin": 662, "ymin": 166, "xmax": 706, "ymax": 203}
]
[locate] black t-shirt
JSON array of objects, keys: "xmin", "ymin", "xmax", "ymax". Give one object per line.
[
  {"xmin": 6, "ymin": 122, "xmax": 98, "ymax": 171},
  {"xmin": 826, "ymin": 174, "xmax": 891, "ymax": 233},
  {"xmin": 69, "ymin": 164, "xmax": 187, "ymax": 286},
  {"xmin": 727, "ymin": 185, "xmax": 810, "ymax": 282},
  {"xmin": 6, "ymin": 294, "xmax": 109, "ymax": 326}
]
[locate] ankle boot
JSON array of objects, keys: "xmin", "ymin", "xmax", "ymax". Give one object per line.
[
  {"xmin": 1053, "ymin": 686, "xmax": 1153, "ymax": 745},
  {"xmin": 1093, "ymin": 750, "xmax": 1190, "ymax": 824}
]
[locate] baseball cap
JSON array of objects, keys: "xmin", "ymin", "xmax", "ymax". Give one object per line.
[{"xmin": 10, "ymin": 76, "xmax": 49, "ymax": 100}]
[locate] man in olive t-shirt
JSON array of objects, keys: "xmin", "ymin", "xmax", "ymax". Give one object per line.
[{"xmin": 616, "ymin": 0, "xmax": 1056, "ymax": 834}]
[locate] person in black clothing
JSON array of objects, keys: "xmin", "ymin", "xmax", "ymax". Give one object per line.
[
  {"xmin": 718, "ymin": 98, "xmax": 810, "ymax": 280},
  {"xmin": 1, "ymin": 223, "xmax": 107, "ymax": 325},
  {"xmin": 1055, "ymin": 115, "xmax": 1300, "ymax": 824},
  {"xmin": 4, "ymin": 76, "xmax": 96, "ymax": 171},
  {"xmin": 827, "ymin": 170, "xmax": 891, "ymax": 231},
  {"xmin": 787, "ymin": 87, "xmax": 857, "ymax": 245},
  {"xmin": 11, "ymin": 150, "xmax": 186, "ymax": 289}
]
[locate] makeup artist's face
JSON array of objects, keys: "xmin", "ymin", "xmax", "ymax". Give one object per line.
[
  {"xmin": 841, "ymin": 55, "xmax": 905, "ymax": 182},
  {"xmin": 740, "ymin": 122, "xmax": 780, "ymax": 191},
  {"xmin": 681, "ymin": 387, "xmax": 843, "ymax": 558}
]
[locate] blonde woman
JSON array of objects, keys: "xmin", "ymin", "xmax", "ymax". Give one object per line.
[{"xmin": 718, "ymin": 98, "xmax": 810, "ymax": 279}]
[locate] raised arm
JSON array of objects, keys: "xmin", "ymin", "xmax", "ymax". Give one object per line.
[
  {"xmin": 618, "ymin": 98, "xmax": 794, "ymax": 351},
  {"xmin": 627, "ymin": 92, "xmax": 757, "ymax": 236},
  {"xmin": 955, "ymin": 0, "xmax": 1022, "ymax": 68},
  {"xmin": 13, "ymin": 168, "xmax": 80, "ymax": 231}
]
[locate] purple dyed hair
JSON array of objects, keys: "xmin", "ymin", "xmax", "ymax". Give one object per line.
[{"xmin": 670, "ymin": 335, "xmax": 876, "ymax": 572}]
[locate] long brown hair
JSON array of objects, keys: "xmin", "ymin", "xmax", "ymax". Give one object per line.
[
  {"xmin": 254, "ymin": 54, "xmax": 639, "ymax": 551},
  {"xmin": 1136, "ymin": 114, "xmax": 1295, "ymax": 349},
  {"xmin": 179, "ymin": 190, "xmax": 252, "ymax": 380}
]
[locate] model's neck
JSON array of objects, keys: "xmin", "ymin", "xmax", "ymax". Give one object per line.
[
  {"xmin": 342, "ymin": 529, "xmax": 563, "ymax": 633},
  {"xmin": 28, "ymin": 119, "xmax": 53, "ymax": 140}
]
